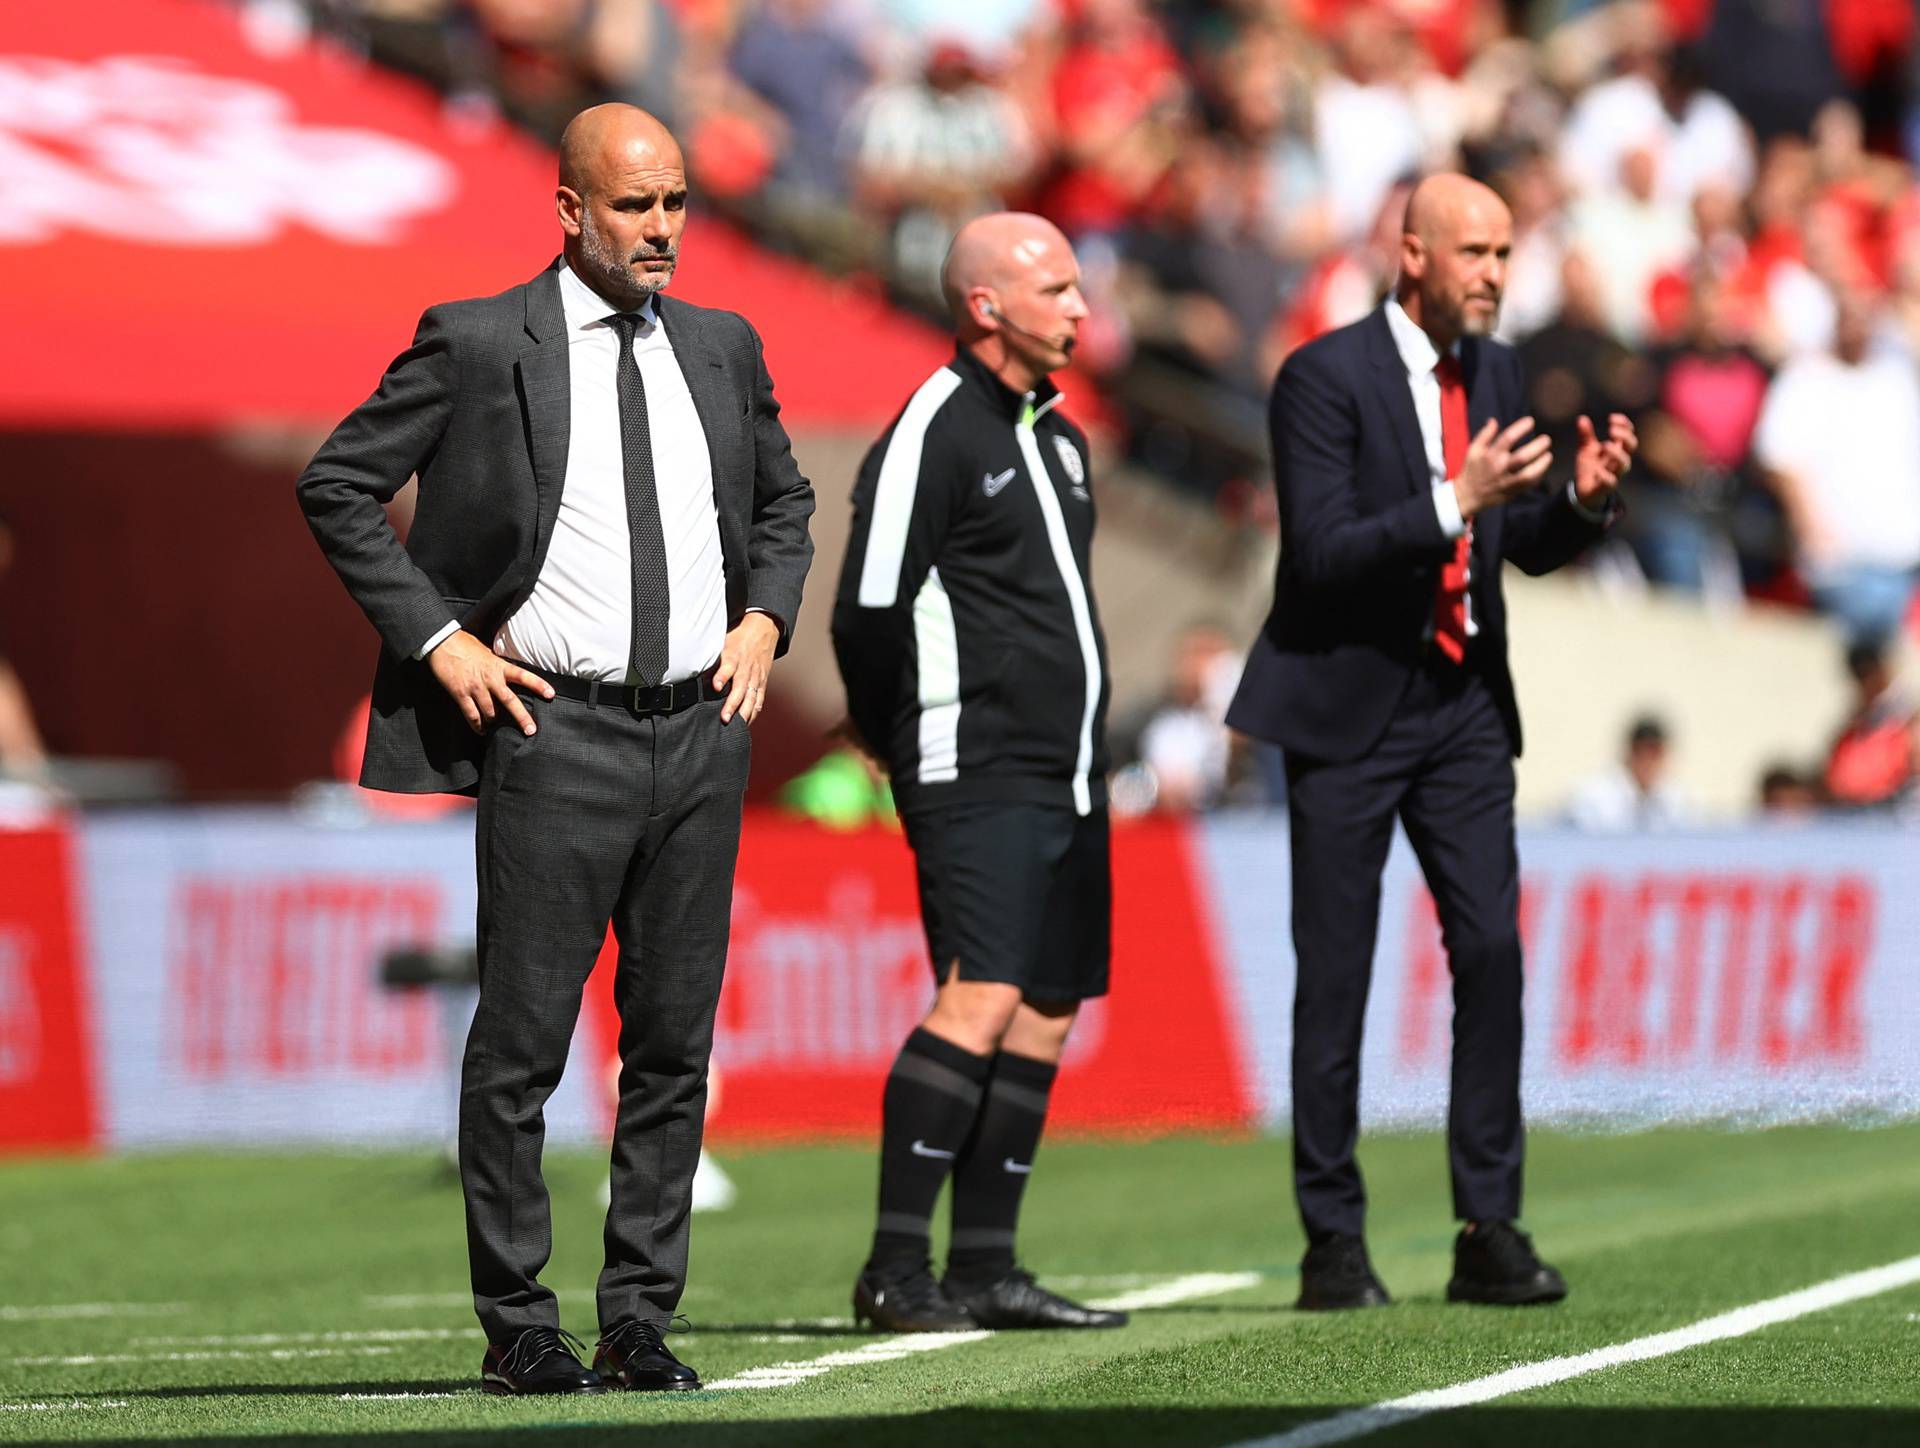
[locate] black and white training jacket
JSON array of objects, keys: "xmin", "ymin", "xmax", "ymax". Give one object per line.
[{"xmin": 832, "ymin": 348, "xmax": 1111, "ymax": 817}]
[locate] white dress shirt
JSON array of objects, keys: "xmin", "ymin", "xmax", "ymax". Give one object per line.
[
  {"xmin": 489, "ymin": 264, "xmax": 728, "ymax": 684},
  {"xmin": 1384, "ymin": 297, "xmax": 1478, "ymax": 641},
  {"xmin": 1383, "ymin": 299, "xmax": 1608, "ymax": 641}
]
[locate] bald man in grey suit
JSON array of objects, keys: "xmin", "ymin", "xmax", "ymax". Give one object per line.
[{"xmin": 298, "ymin": 105, "xmax": 813, "ymax": 1396}]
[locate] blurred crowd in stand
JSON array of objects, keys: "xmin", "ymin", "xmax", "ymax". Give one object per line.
[
  {"xmin": 1104, "ymin": 620, "xmax": 1919, "ymax": 820},
  {"xmin": 230, "ymin": 0, "xmax": 1920, "ymax": 821},
  {"xmin": 258, "ymin": 0, "xmax": 1920, "ymax": 645}
]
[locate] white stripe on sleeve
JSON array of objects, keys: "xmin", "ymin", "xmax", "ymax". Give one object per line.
[
  {"xmin": 856, "ymin": 367, "xmax": 964, "ymax": 608},
  {"xmin": 913, "ymin": 566, "xmax": 961, "ymax": 783}
]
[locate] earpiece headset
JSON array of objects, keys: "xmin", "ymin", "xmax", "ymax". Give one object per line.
[{"xmin": 978, "ymin": 298, "xmax": 1068, "ymax": 350}]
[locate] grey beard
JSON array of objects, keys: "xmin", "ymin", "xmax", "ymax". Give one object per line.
[
  {"xmin": 1460, "ymin": 307, "xmax": 1499, "ymax": 338},
  {"xmin": 580, "ymin": 226, "xmax": 674, "ymax": 307}
]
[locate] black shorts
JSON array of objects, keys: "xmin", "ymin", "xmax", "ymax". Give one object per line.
[{"xmin": 901, "ymin": 801, "xmax": 1111, "ymax": 1002}]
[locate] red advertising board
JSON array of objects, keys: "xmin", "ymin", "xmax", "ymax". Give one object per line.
[
  {"xmin": 580, "ymin": 817, "xmax": 1256, "ymax": 1142},
  {"xmin": 0, "ymin": 826, "xmax": 98, "ymax": 1151}
]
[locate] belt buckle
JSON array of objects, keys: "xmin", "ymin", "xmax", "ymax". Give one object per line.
[{"xmin": 631, "ymin": 683, "xmax": 668, "ymax": 715}]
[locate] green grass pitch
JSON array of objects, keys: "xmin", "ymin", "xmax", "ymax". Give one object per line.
[{"xmin": 3, "ymin": 1123, "xmax": 1917, "ymax": 1445}]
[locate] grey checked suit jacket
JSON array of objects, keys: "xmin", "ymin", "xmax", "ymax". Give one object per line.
[{"xmin": 297, "ymin": 263, "xmax": 816, "ymax": 795}]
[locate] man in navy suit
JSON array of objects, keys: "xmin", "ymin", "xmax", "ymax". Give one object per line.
[{"xmin": 1227, "ymin": 174, "xmax": 1635, "ymax": 1310}]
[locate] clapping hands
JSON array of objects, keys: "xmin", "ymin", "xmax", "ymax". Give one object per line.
[{"xmin": 1573, "ymin": 413, "xmax": 1636, "ymax": 505}]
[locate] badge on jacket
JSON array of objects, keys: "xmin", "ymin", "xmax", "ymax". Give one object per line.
[{"xmin": 1053, "ymin": 436, "xmax": 1089, "ymax": 500}]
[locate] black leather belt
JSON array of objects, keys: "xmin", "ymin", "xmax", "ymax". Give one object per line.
[{"xmin": 515, "ymin": 663, "xmax": 724, "ymax": 716}]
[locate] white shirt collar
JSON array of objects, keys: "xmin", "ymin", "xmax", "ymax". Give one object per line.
[
  {"xmin": 557, "ymin": 261, "xmax": 659, "ymax": 335},
  {"xmin": 1384, "ymin": 296, "xmax": 1456, "ymax": 378}
]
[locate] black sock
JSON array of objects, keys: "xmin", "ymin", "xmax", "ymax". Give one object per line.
[
  {"xmin": 868, "ymin": 1027, "xmax": 992, "ymax": 1272},
  {"xmin": 946, "ymin": 1051, "xmax": 1057, "ymax": 1285}
]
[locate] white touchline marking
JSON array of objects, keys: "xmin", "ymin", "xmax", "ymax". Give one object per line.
[
  {"xmin": 338, "ymin": 1392, "xmax": 470, "ymax": 1402},
  {"xmin": 1230, "ymin": 1252, "xmax": 1920, "ymax": 1448},
  {"xmin": 8, "ymin": 1346, "xmax": 402, "ymax": 1367},
  {"xmin": 706, "ymin": 1330, "xmax": 995, "ymax": 1389},
  {"xmin": 0, "ymin": 1401, "xmax": 129, "ymax": 1412},
  {"xmin": 1089, "ymin": 1272, "xmax": 1264, "ymax": 1313},
  {"xmin": 0, "ymin": 1302, "xmax": 186, "ymax": 1321},
  {"xmin": 133, "ymin": 1328, "xmax": 475, "ymax": 1347},
  {"xmin": 1046, "ymin": 1273, "xmax": 1184, "ymax": 1289},
  {"xmin": 704, "ymin": 1270, "xmax": 1265, "ymax": 1391}
]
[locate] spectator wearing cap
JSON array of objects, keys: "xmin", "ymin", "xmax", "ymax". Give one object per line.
[
  {"xmin": 847, "ymin": 39, "xmax": 1036, "ymax": 301},
  {"xmin": 1625, "ymin": 268, "xmax": 1771, "ymax": 598},
  {"xmin": 1566, "ymin": 714, "xmax": 1697, "ymax": 831}
]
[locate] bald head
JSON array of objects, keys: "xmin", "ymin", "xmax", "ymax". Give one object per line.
[
  {"xmin": 557, "ymin": 104, "xmax": 687, "ymax": 310},
  {"xmin": 942, "ymin": 213, "xmax": 1073, "ymax": 325},
  {"xmin": 942, "ymin": 212, "xmax": 1088, "ymax": 390},
  {"xmin": 559, "ymin": 104, "xmax": 681, "ymax": 196},
  {"xmin": 1403, "ymin": 174, "xmax": 1509, "ymax": 251},
  {"xmin": 1396, "ymin": 173, "xmax": 1513, "ymax": 345}
]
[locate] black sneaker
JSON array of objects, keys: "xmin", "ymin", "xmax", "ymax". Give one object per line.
[
  {"xmin": 943, "ymin": 1267, "xmax": 1128, "ymax": 1330},
  {"xmin": 1297, "ymin": 1235, "xmax": 1392, "ymax": 1311},
  {"xmin": 593, "ymin": 1318, "xmax": 701, "ymax": 1391},
  {"xmin": 1447, "ymin": 1221, "xmax": 1568, "ymax": 1306},
  {"xmin": 480, "ymin": 1326, "xmax": 606, "ymax": 1395},
  {"xmin": 852, "ymin": 1259, "xmax": 978, "ymax": 1333}
]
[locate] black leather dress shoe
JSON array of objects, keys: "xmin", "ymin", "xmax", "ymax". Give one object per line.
[
  {"xmin": 943, "ymin": 1268, "xmax": 1128, "ymax": 1329},
  {"xmin": 853, "ymin": 1260, "xmax": 978, "ymax": 1332},
  {"xmin": 1297, "ymin": 1236, "xmax": 1392, "ymax": 1311},
  {"xmin": 480, "ymin": 1326, "xmax": 606, "ymax": 1395},
  {"xmin": 593, "ymin": 1319, "xmax": 701, "ymax": 1390},
  {"xmin": 1447, "ymin": 1221, "xmax": 1568, "ymax": 1305}
]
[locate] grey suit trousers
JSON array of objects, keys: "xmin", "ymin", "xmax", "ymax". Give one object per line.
[{"xmin": 459, "ymin": 687, "xmax": 751, "ymax": 1343}]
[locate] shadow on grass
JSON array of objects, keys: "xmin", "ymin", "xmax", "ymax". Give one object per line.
[
  {"xmin": 26, "ymin": 1404, "xmax": 1919, "ymax": 1447},
  {"xmin": 17, "ymin": 1380, "xmax": 477, "ymax": 1403}
]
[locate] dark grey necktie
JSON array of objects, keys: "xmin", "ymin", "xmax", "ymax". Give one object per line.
[{"xmin": 605, "ymin": 310, "xmax": 671, "ymax": 687}]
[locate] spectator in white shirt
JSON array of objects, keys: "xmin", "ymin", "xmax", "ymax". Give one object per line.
[
  {"xmin": 1755, "ymin": 291, "xmax": 1920, "ymax": 647},
  {"xmin": 1567, "ymin": 715, "xmax": 1696, "ymax": 831}
]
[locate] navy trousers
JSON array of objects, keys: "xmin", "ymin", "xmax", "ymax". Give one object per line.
[{"xmin": 1284, "ymin": 659, "xmax": 1525, "ymax": 1243}]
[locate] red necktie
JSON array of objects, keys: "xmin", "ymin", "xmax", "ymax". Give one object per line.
[{"xmin": 1432, "ymin": 354, "xmax": 1471, "ymax": 664}]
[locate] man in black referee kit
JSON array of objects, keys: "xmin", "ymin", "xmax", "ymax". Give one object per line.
[{"xmin": 831, "ymin": 212, "xmax": 1126, "ymax": 1334}]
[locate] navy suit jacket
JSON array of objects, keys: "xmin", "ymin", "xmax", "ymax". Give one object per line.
[{"xmin": 1227, "ymin": 305, "xmax": 1606, "ymax": 763}]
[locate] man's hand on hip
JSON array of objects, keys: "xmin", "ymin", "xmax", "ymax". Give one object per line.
[
  {"xmin": 713, "ymin": 613, "xmax": 780, "ymax": 725},
  {"xmin": 1454, "ymin": 416, "xmax": 1553, "ymax": 518},
  {"xmin": 427, "ymin": 629, "xmax": 554, "ymax": 736}
]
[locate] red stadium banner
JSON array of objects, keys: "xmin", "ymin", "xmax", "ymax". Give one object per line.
[
  {"xmin": 0, "ymin": 0, "xmax": 958, "ymax": 432},
  {"xmin": 0, "ymin": 825, "xmax": 99, "ymax": 1152},
  {"xmin": 581, "ymin": 817, "xmax": 1257, "ymax": 1142}
]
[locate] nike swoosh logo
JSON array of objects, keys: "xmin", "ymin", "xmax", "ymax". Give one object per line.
[
  {"xmin": 1003, "ymin": 1158, "xmax": 1033, "ymax": 1174},
  {"xmin": 911, "ymin": 1140, "xmax": 956, "ymax": 1160},
  {"xmin": 983, "ymin": 468, "xmax": 1016, "ymax": 497}
]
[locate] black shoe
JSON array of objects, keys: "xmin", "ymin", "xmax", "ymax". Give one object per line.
[
  {"xmin": 1447, "ymin": 1221, "xmax": 1568, "ymax": 1306},
  {"xmin": 852, "ymin": 1260, "xmax": 978, "ymax": 1333},
  {"xmin": 1297, "ymin": 1235, "xmax": 1392, "ymax": 1311},
  {"xmin": 943, "ymin": 1267, "xmax": 1129, "ymax": 1330},
  {"xmin": 480, "ymin": 1326, "xmax": 606, "ymax": 1395},
  {"xmin": 592, "ymin": 1318, "xmax": 701, "ymax": 1391}
]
